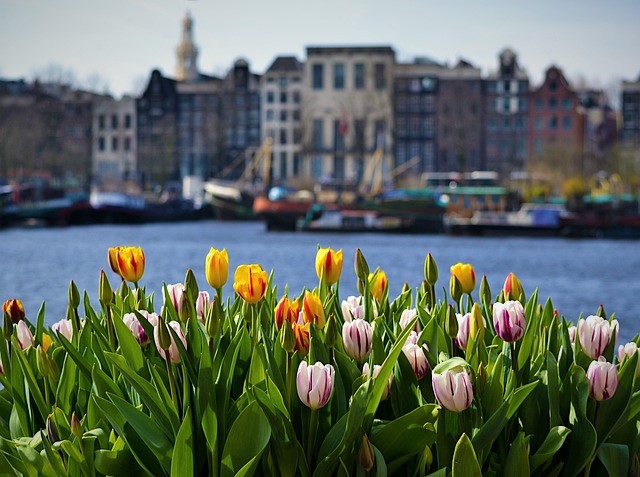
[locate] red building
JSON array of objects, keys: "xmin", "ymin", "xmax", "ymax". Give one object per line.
[{"xmin": 528, "ymin": 66, "xmax": 584, "ymax": 166}]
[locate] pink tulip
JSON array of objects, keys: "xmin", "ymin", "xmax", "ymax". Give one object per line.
[
  {"xmin": 166, "ymin": 283, "xmax": 185, "ymax": 313},
  {"xmin": 362, "ymin": 362, "xmax": 393, "ymax": 400},
  {"xmin": 492, "ymin": 300, "xmax": 526, "ymax": 342},
  {"xmin": 52, "ymin": 318, "xmax": 74, "ymax": 341},
  {"xmin": 341, "ymin": 296, "xmax": 365, "ymax": 321},
  {"xmin": 196, "ymin": 291, "xmax": 210, "ymax": 323},
  {"xmin": 402, "ymin": 331, "xmax": 429, "ymax": 379},
  {"xmin": 586, "ymin": 357, "xmax": 618, "ymax": 401},
  {"xmin": 296, "ymin": 361, "xmax": 335, "ymax": 410},
  {"xmin": 432, "ymin": 367, "xmax": 474, "ymax": 412},
  {"xmin": 123, "ymin": 311, "xmax": 159, "ymax": 345},
  {"xmin": 618, "ymin": 342, "xmax": 640, "ymax": 377},
  {"xmin": 16, "ymin": 321, "xmax": 34, "ymax": 349},
  {"xmin": 342, "ymin": 318, "xmax": 373, "ymax": 362},
  {"xmin": 154, "ymin": 320, "xmax": 187, "ymax": 363},
  {"xmin": 578, "ymin": 315, "xmax": 618, "ymax": 359},
  {"xmin": 399, "ymin": 309, "xmax": 419, "ymax": 332}
]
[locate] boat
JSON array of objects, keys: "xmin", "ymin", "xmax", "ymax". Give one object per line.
[
  {"xmin": 297, "ymin": 203, "xmax": 415, "ymax": 233},
  {"xmin": 559, "ymin": 194, "xmax": 640, "ymax": 239},
  {"xmin": 253, "ymin": 186, "xmax": 315, "ymax": 231},
  {"xmin": 444, "ymin": 203, "xmax": 566, "ymax": 236}
]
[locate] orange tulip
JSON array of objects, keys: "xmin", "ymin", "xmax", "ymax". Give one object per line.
[
  {"xmin": 450, "ymin": 263, "xmax": 476, "ymax": 294},
  {"xmin": 3, "ymin": 298, "xmax": 25, "ymax": 323},
  {"xmin": 107, "ymin": 247, "xmax": 122, "ymax": 275},
  {"xmin": 502, "ymin": 272, "xmax": 523, "ymax": 300},
  {"xmin": 368, "ymin": 270, "xmax": 388, "ymax": 302},
  {"xmin": 315, "ymin": 247, "xmax": 343, "ymax": 285},
  {"xmin": 302, "ymin": 291, "xmax": 325, "ymax": 328},
  {"xmin": 116, "ymin": 246, "xmax": 145, "ymax": 283},
  {"xmin": 292, "ymin": 321, "xmax": 310, "ymax": 355},
  {"xmin": 275, "ymin": 295, "xmax": 300, "ymax": 329},
  {"xmin": 233, "ymin": 264, "xmax": 268, "ymax": 304},
  {"xmin": 205, "ymin": 248, "xmax": 229, "ymax": 289}
]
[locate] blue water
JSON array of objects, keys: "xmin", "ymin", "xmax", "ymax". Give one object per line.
[{"xmin": 1, "ymin": 220, "xmax": 638, "ymax": 343}]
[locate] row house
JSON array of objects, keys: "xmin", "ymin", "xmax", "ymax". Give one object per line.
[{"xmin": 622, "ymin": 75, "xmax": 640, "ymax": 148}]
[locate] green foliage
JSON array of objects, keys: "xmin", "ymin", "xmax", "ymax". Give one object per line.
[{"xmin": 0, "ymin": 249, "xmax": 638, "ymax": 476}]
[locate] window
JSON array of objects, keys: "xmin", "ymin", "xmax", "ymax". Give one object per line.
[
  {"xmin": 293, "ymin": 91, "xmax": 301, "ymax": 103},
  {"xmin": 266, "ymin": 110, "xmax": 274, "ymax": 121},
  {"xmin": 563, "ymin": 116, "xmax": 572, "ymax": 130},
  {"xmin": 124, "ymin": 137, "xmax": 131, "ymax": 151},
  {"xmin": 503, "ymin": 81, "xmax": 511, "ymax": 93},
  {"xmin": 112, "ymin": 137, "xmax": 118, "ymax": 151},
  {"xmin": 549, "ymin": 98, "xmax": 558, "ymax": 110},
  {"xmin": 374, "ymin": 63, "xmax": 386, "ymax": 89},
  {"xmin": 293, "ymin": 153, "xmax": 301, "ymax": 175},
  {"xmin": 111, "ymin": 115, "xmax": 118, "ymax": 129},
  {"xmin": 124, "ymin": 114, "xmax": 131, "ymax": 129},
  {"xmin": 280, "ymin": 92, "xmax": 287, "ymax": 103},
  {"xmin": 280, "ymin": 152, "xmax": 287, "ymax": 179},
  {"xmin": 549, "ymin": 81, "xmax": 557, "ymax": 92},
  {"xmin": 266, "ymin": 91, "xmax": 274, "ymax": 103},
  {"xmin": 292, "ymin": 109, "xmax": 301, "ymax": 121},
  {"xmin": 293, "ymin": 128, "xmax": 302, "ymax": 144},
  {"xmin": 98, "ymin": 115, "xmax": 105, "ymax": 130},
  {"xmin": 334, "ymin": 120, "xmax": 345, "ymax": 150},
  {"xmin": 535, "ymin": 117, "xmax": 543, "ymax": 130},
  {"xmin": 354, "ymin": 63, "xmax": 365, "ymax": 89},
  {"xmin": 518, "ymin": 98, "xmax": 527, "ymax": 111},
  {"xmin": 280, "ymin": 110, "xmax": 287, "ymax": 122},
  {"xmin": 422, "ymin": 116, "xmax": 435, "ymax": 137},
  {"xmin": 503, "ymin": 98, "xmax": 511, "ymax": 112},
  {"xmin": 563, "ymin": 98, "xmax": 573, "ymax": 110},
  {"xmin": 98, "ymin": 137, "xmax": 105, "ymax": 151},
  {"xmin": 535, "ymin": 98, "xmax": 544, "ymax": 110},
  {"xmin": 312, "ymin": 64, "xmax": 324, "ymax": 90},
  {"xmin": 408, "ymin": 116, "xmax": 420, "ymax": 137},
  {"xmin": 280, "ymin": 129, "xmax": 287, "ymax": 144},
  {"xmin": 313, "ymin": 119, "xmax": 323, "ymax": 149},
  {"xmin": 549, "ymin": 116, "xmax": 558, "ymax": 130},
  {"xmin": 421, "ymin": 95, "xmax": 435, "ymax": 112},
  {"xmin": 396, "ymin": 95, "xmax": 408, "ymax": 112},
  {"xmin": 354, "ymin": 119, "xmax": 365, "ymax": 151},
  {"xmin": 534, "ymin": 138, "xmax": 543, "ymax": 154},
  {"xmin": 311, "ymin": 155, "xmax": 323, "ymax": 178},
  {"xmin": 333, "ymin": 63, "xmax": 345, "ymax": 90}
]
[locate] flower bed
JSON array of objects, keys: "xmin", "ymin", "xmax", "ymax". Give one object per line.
[{"xmin": 0, "ymin": 245, "xmax": 638, "ymax": 476}]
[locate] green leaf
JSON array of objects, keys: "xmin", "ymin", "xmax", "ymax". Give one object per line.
[
  {"xmin": 546, "ymin": 351, "xmax": 562, "ymax": 429},
  {"xmin": 55, "ymin": 353, "xmax": 77, "ymax": 415},
  {"xmin": 504, "ymin": 432, "xmax": 530, "ymax": 477},
  {"xmin": 112, "ymin": 312, "xmax": 145, "ymax": 374},
  {"xmin": 15, "ymin": 443, "xmax": 57, "ymax": 477},
  {"xmin": 597, "ymin": 442, "xmax": 629, "ymax": 477},
  {"xmin": 94, "ymin": 447, "xmax": 140, "ymax": 476},
  {"xmin": 452, "ymin": 433, "xmax": 481, "ymax": 477},
  {"xmin": 10, "ymin": 340, "xmax": 49, "ymax": 420},
  {"xmin": 220, "ymin": 401, "xmax": 271, "ymax": 477},
  {"xmin": 171, "ymin": 407, "xmax": 194, "ymax": 477},
  {"xmin": 530, "ymin": 426, "xmax": 571, "ymax": 471}
]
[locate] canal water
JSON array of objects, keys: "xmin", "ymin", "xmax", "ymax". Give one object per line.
[{"xmin": 1, "ymin": 220, "xmax": 638, "ymax": 343}]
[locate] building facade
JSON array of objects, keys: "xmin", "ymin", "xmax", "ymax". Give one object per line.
[
  {"xmin": 484, "ymin": 48, "xmax": 529, "ymax": 177},
  {"xmin": 260, "ymin": 56, "xmax": 304, "ymax": 182},
  {"xmin": 92, "ymin": 96, "xmax": 137, "ymax": 189},
  {"xmin": 303, "ymin": 46, "xmax": 395, "ymax": 183},
  {"xmin": 621, "ymin": 75, "xmax": 640, "ymax": 148}
]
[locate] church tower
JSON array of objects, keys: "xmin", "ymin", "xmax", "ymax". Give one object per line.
[{"xmin": 175, "ymin": 12, "xmax": 199, "ymax": 81}]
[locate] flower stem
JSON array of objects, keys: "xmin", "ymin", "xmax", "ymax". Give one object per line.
[
  {"xmin": 306, "ymin": 409, "xmax": 319, "ymax": 467},
  {"xmin": 286, "ymin": 352, "xmax": 293, "ymax": 411},
  {"xmin": 165, "ymin": 351, "xmax": 180, "ymax": 414}
]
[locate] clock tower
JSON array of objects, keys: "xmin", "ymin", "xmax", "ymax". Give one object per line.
[{"xmin": 175, "ymin": 12, "xmax": 199, "ymax": 81}]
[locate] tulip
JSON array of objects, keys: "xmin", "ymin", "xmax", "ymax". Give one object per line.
[
  {"xmin": 42, "ymin": 332, "xmax": 53, "ymax": 352},
  {"xmin": 115, "ymin": 246, "xmax": 145, "ymax": 283},
  {"xmin": 302, "ymin": 291, "xmax": 325, "ymax": 328},
  {"xmin": 154, "ymin": 320, "xmax": 187, "ymax": 364},
  {"xmin": 205, "ymin": 248, "xmax": 229, "ymax": 289},
  {"xmin": 233, "ymin": 264, "xmax": 268, "ymax": 304},
  {"xmin": 578, "ymin": 315, "xmax": 618, "ymax": 359},
  {"xmin": 450, "ymin": 263, "xmax": 476, "ymax": 294},
  {"xmin": 107, "ymin": 246, "xmax": 122, "ymax": 275},
  {"xmin": 342, "ymin": 318, "xmax": 373, "ymax": 362},
  {"xmin": 368, "ymin": 270, "xmax": 387, "ymax": 302},
  {"xmin": 568, "ymin": 325, "xmax": 577, "ymax": 344},
  {"xmin": 503, "ymin": 272, "xmax": 524, "ymax": 300},
  {"xmin": 424, "ymin": 252, "xmax": 438, "ymax": 286},
  {"xmin": 492, "ymin": 300, "xmax": 526, "ymax": 342},
  {"xmin": 399, "ymin": 308, "xmax": 419, "ymax": 332},
  {"xmin": 402, "ymin": 331, "xmax": 430, "ymax": 379},
  {"xmin": 315, "ymin": 247, "xmax": 343, "ymax": 285},
  {"xmin": 432, "ymin": 367, "xmax": 474, "ymax": 412},
  {"xmin": 296, "ymin": 361, "xmax": 335, "ymax": 410},
  {"xmin": 362, "ymin": 362, "xmax": 393, "ymax": 400},
  {"xmin": 618, "ymin": 342, "xmax": 640, "ymax": 376},
  {"xmin": 341, "ymin": 295, "xmax": 365, "ymax": 321},
  {"xmin": 123, "ymin": 311, "xmax": 159, "ymax": 345},
  {"xmin": 166, "ymin": 283, "xmax": 185, "ymax": 313},
  {"xmin": 195, "ymin": 291, "xmax": 210, "ymax": 323},
  {"xmin": 586, "ymin": 357, "xmax": 618, "ymax": 401},
  {"xmin": 455, "ymin": 309, "xmax": 487, "ymax": 350},
  {"xmin": 292, "ymin": 318, "xmax": 310, "ymax": 355},
  {"xmin": 16, "ymin": 321, "xmax": 34, "ymax": 349},
  {"xmin": 358, "ymin": 434, "xmax": 375, "ymax": 471},
  {"xmin": 274, "ymin": 295, "xmax": 300, "ymax": 329},
  {"xmin": 3, "ymin": 299, "xmax": 25, "ymax": 323},
  {"xmin": 52, "ymin": 318, "xmax": 74, "ymax": 341}
]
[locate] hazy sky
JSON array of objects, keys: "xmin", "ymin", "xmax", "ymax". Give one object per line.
[{"xmin": 1, "ymin": 0, "xmax": 639, "ymax": 99}]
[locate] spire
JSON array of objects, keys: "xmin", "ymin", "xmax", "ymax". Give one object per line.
[{"xmin": 175, "ymin": 12, "xmax": 199, "ymax": 81}]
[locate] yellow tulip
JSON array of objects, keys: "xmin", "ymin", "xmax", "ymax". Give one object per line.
[
  {"xmin": 107, "ymin": 247, "xmax": 122, "ymax": 275},
  {"xmin": 302, "ymin": 291, "xmax": 325, "ymax": 328},
  {"xmin": 368, "ymin": 270, "xmax": 387, "ymax": 302},
  {"xmin": 233, "ymin": 264, "xmax": 268, "ymax": 304},
  {"xmin": 450, "ymin": 263, "xmax": 476, "ymax": 294},
  {"xmin": 502, "ymin": 272, "xmax": 523, "ymax": 300},
  {"xmin": 41, "ymin": 333, "xmax": 53, "ymax": 352},
  {"xmin": 315, "ymin": 247, "xmax": 343, "ymax": 285},
  {"xmin": 274, "ymin": 295, "xmax": 300, "ymax": 330},
  {"xmin": 205, "ymin": 248, "xmax": 229, "ymax": 289},
  {"xmin": 116, "ymin": 246, "xmax": 145, "ymax": 283},
  {"xmin": 292, "ymin": 321, "xmax": 310, "ymax": 355}
]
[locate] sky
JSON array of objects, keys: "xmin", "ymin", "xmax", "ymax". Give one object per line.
[{"xmin": 1, "ymin": 0, "xmax": 639, "ymax": 101}]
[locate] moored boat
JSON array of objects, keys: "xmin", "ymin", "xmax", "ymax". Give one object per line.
[
  {"xmin": 297, "ymin": 203, "xmax": 415, "ymax": 233},
  {"xmin": 253, "ymin": 186, "xmax": 314, "ymax": 231}
]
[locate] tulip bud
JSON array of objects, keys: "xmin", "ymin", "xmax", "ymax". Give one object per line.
[
  {"xmin": 424, "ymin": 445, "xmax": 434, "ymax": 468},
  {"xmin": 99, "ymin": 270, "xmax": 113, "ymax": 306},
  {"xmin": 342, "ymin": 318, "xmax": 373, "ymax": 362},
  {"xmin": 205, "ymin": 248, "xmax": 229, "ymax": 290},
  {"xmin": 445, "ymin": 305, "xmax": 458, "ymax": 339},
  {"xmin": 402, "ymin": 331, "xmax": 429, "ymax": 379},
  {"xmin": 178, "ymin": 294, "xmax": 191, "ymax": 324},
  {"xmin": 401, "ymin": 282, "xmax": 411, "ymax": 295},
  {"xmin": 68, "ymin": 280, "xmax": 80, "ymax": 309},
  {"xmin": 502, "ymin": 273, "xmax": 524, "ymax": 301},
  {"xmin": 42, "ymin": 332, "xmax": 52, "ymax": 352},
  {"xmin": 292, "ymin": 319, "xmax": 310, "ymax": 356},
  {"xmin": 358, "ymin": 434, "xmax": 375, "ymax": 471},
  {"xmin": 492, "ymin": 300, "xmax": 526, "ymax": 342},
  {"xmin": 207, "ymin": 295, "xmax": 223, "ymax": 338},
  {"xmin": 16, "ymin": 321, "xmax": 34, "ymax": 349},
  {"xmin": 324, "ymin": 313, "xmax": 339, "ymax": 348},
  {"xmin": 195, "ymin": 291, "xmax": 210, "ymax": 324},
  {"xmin": 154, "ymin": 319, "xmax": 187, "ymax": 363},
  {"xmin": 107, "ymin": 246, "xmax": 122, "ymax": 275},
  {"xmin": 363, "ymin": 362, "xmax": 393, "ymax": 400},
  {"xmin": 274, "ymin": 295, "xmax": 299, "ymax": 330},
  {"xmin": 399, "ymin": 308, "xmax": 419, "ymax": 332},
  {"xmin": 155, "ymin": 315, "xmax": 172, "ymax": 351},
  {"xmin": 184, "ymin": 269, "xmax": 199, "ymax": 306},
  {"xmin": 354, "ymin": 248, "xmax": 370, "ymax": 295},
  {"xmin": 567, "ymin": 325, "xmax": 577, "ymax": 344},
  {"xmin": 71, "ymin": 412, "xmax": 83, "ymax": 439},
  {"xmin": 296, "ymin": 361, "xmax": 335, "ymax": 410},
  {"xmin": 469, "ymin": 303, "xmax": 485, "ymax": 343},
  {"xmin": 450, "ymin": 263, "xmax": 476, "ymax": 295},
  {"xmin": 3, "ymin": 299, "xmax": 25, "ymax": 323},
  {"xmin": 368, "ymin": 269, "xmax": 388, "ymax": 303},
  {"xmin": 46, "ymin": 415, "xmax": 59, "ymax": 443},
  {"xmin": 280, "ymin": 319, "xmax": 296, "ymax": 353},
  {"xmin": 586, "ymin": 357, "xmax": 618, "ymax": 401},
  {"xmin": 424, "ymin": 253, "xmax": 438, "ymax": 286},
  {"xmin": 432, "ymin": 366, "xmax": 474, "ymax": 412},
  {"xmin": 476, "ymin": 363, "xmax": 487, "ymax": 394},
  {"xmin": 578, "ymin": 315, "xmax": 618, "ymax": 359},
  {"xmin": 302, "ymin": 291, "xmax": 325, "ymax": 328},
  {"xmin": 316, "ymin": 247, "xmax": 343, "ymax": 285},
  {"xmin": 479, "ymin": 275, "xmax": 491, "ymax": 305},
  {"xmin": 618, "ymin": 342, "xmax": 640, "ymax": 376},
  {"xmin": 449, "ymin": 275, "xmax": 462, "ymax": 303},
  {"xmin": 52, "ymin": 318, "xmax": 74, "ymax": 342},
  {"xmin": 596, "ymin": 304, "xmax": 606, "ymax": 319},
  {"xmin": 36, "ymin": 345, "xmax": 50, "ymax": 377},
  {"xmin": 341, "ymin": 296, "xmax": 365, "ymax": 321}
]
